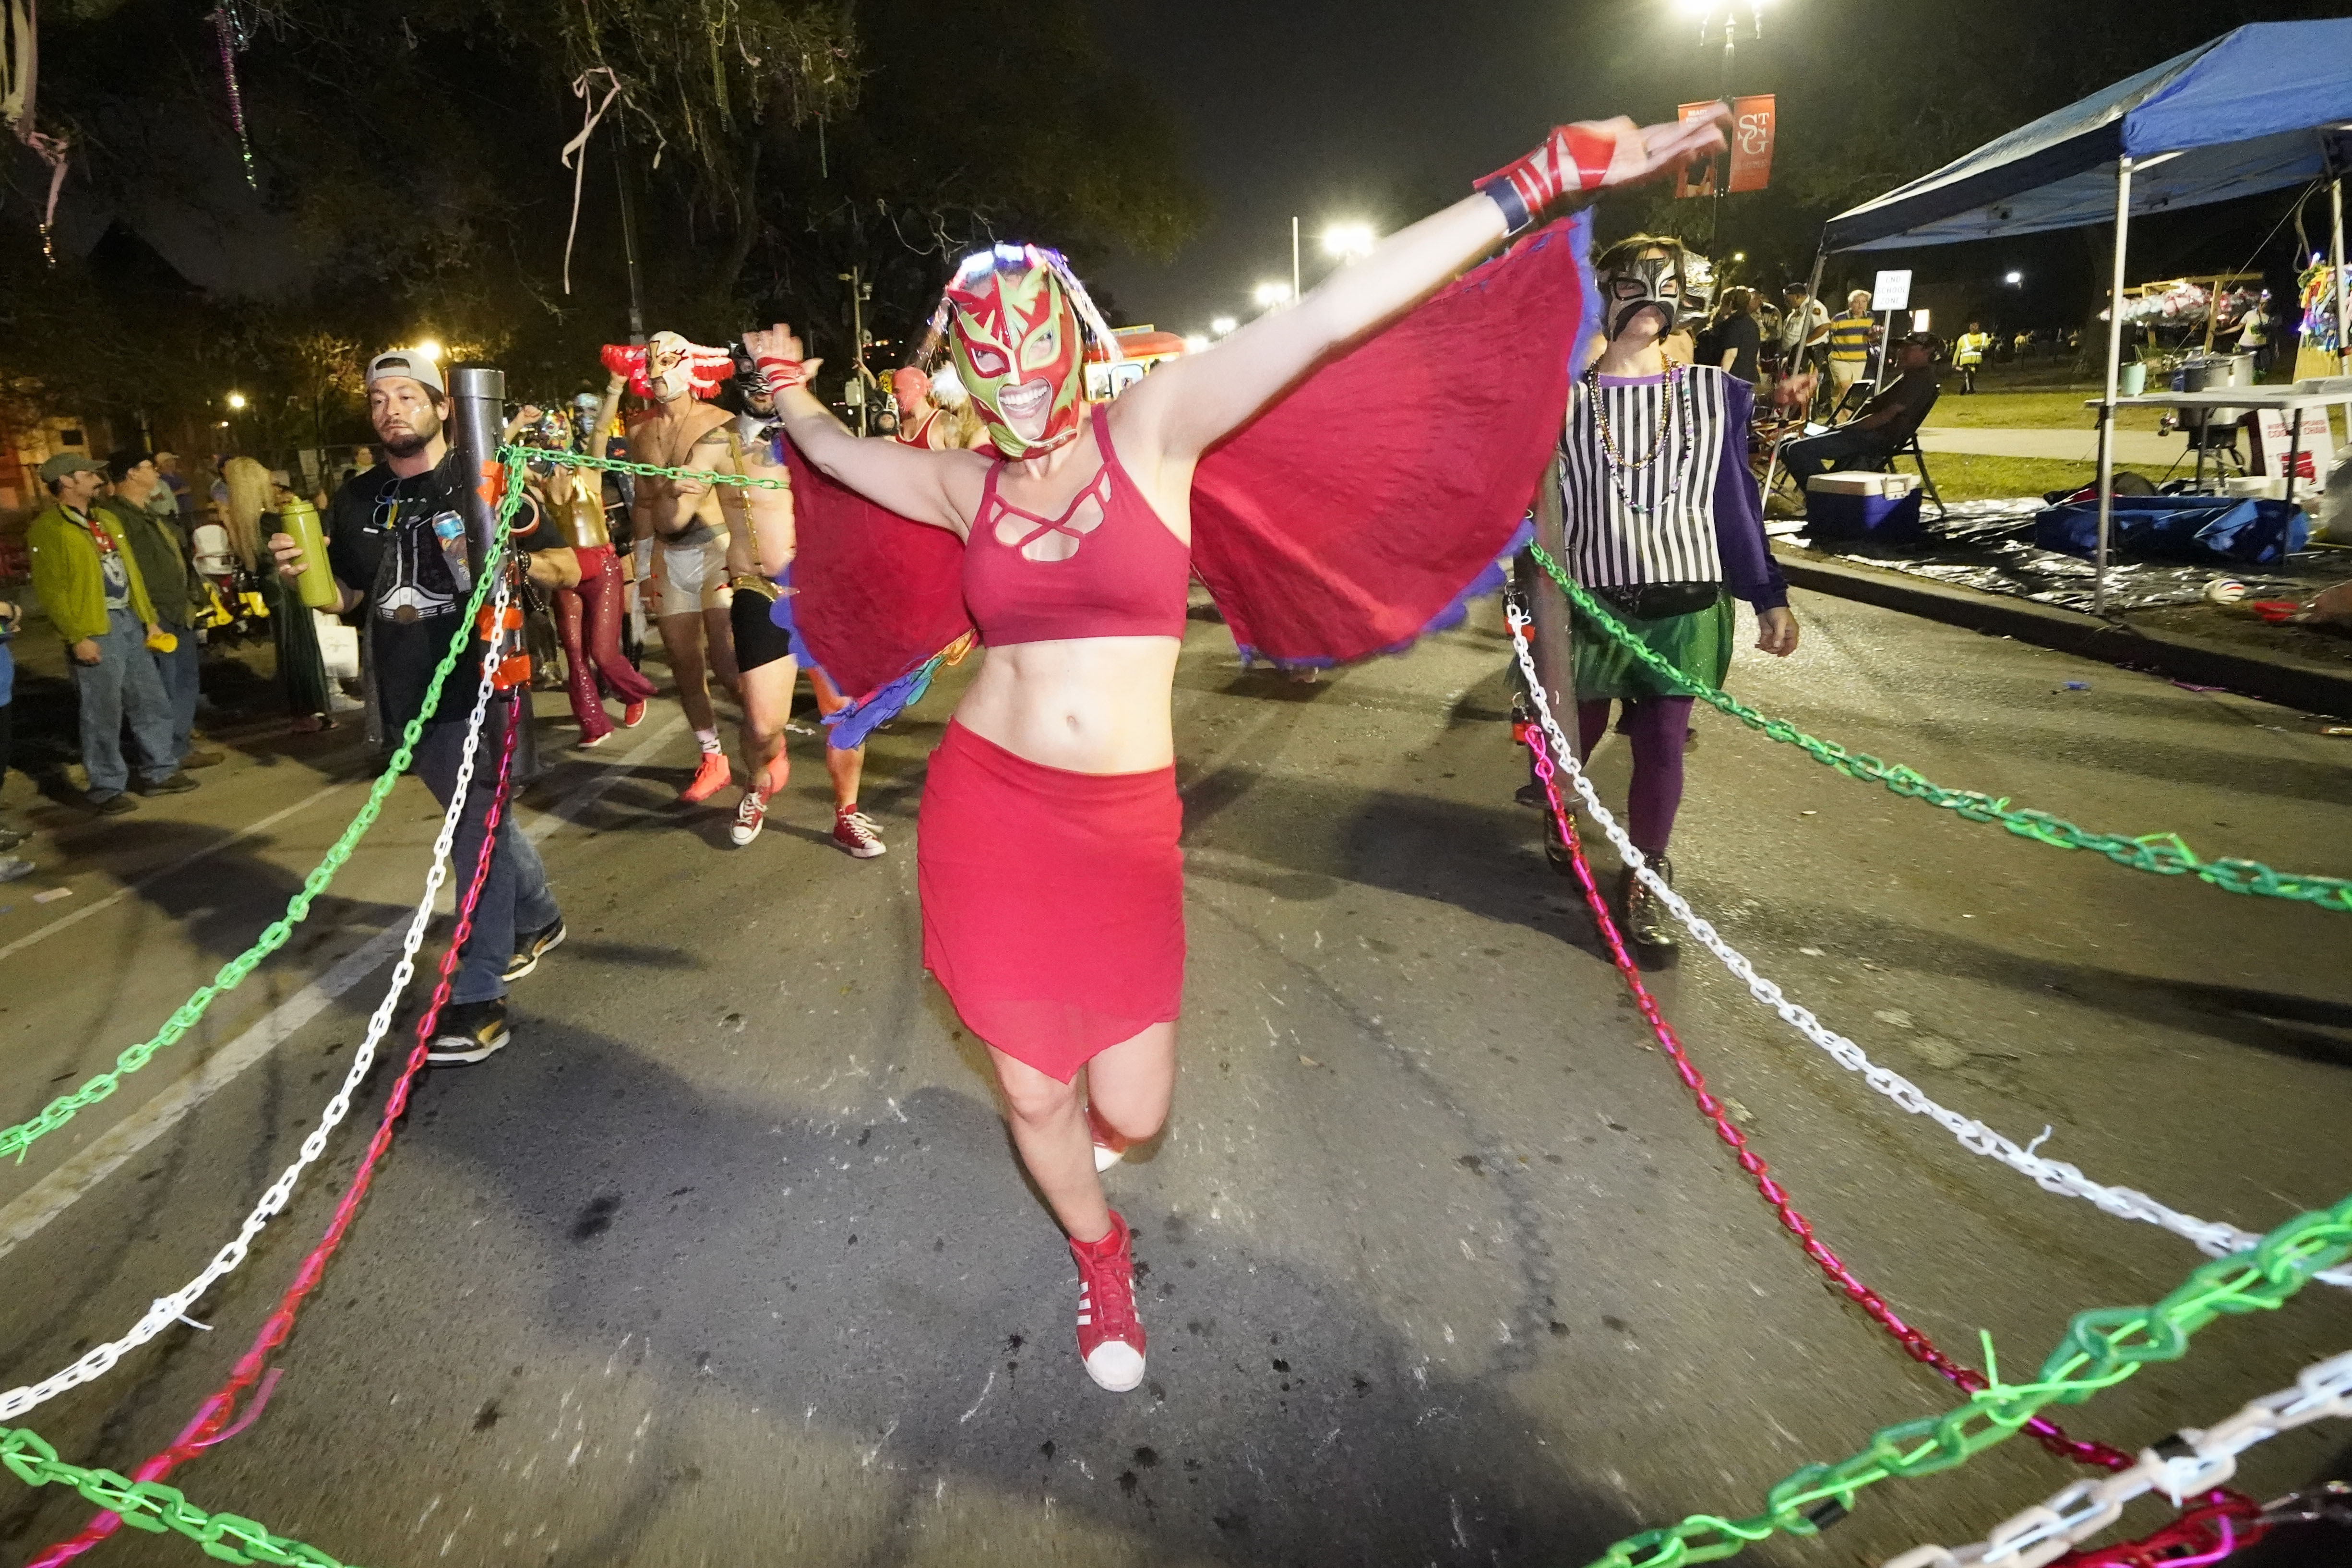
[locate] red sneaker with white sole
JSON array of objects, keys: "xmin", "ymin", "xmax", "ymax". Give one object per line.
[
  {"xmin": 1069, "ymin": 1210, "xmax": 1146, "ymax": 1392},
  {"xmin": 622, "ymin": 700, "xmax": 646, "ymax": 728},
  {"xmin": 1086, "ymin": 1101, "xmax": 1130, "ymax": 1173},
  {"xmin": 681, "ymin": 750, "xmax": 731, "ymax": 804},
  {"xmin": 729, "ymin": 789, "xmax": 770, "ymax": 847},
  {"xmin": 832, "ymin": 806, "xmax": 887, "ymax": 859}
]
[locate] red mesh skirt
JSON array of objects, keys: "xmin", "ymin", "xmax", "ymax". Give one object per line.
[{"xmin": 917, "ymin": 720, "xmax": 1184, "ymax": 1081}]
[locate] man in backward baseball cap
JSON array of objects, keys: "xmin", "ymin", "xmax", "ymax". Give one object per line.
[
  {"xmin": 265, "ymin": 342, "xmax": 564, "ymax": 1066},
  {"xmin": 365, "ymin": 348, "xmax": 444, "ymax": 397}
]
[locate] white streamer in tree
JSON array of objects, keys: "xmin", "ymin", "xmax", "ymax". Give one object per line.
[
  {"xmin": 1505, "ymin": 608, "xmax": 2352, "ymax": 1289},
  {"xmin": 0, "ymin": 565, "xmax": 516, "ymax": 1424},
  {"xmin": 560, "ymin": 67, "xmax": 622, "ymax": 296}
]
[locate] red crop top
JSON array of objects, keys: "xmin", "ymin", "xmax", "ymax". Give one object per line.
[{"xmin": 962, "ymin": 404, "xmax": 1191, "ymax": 648}]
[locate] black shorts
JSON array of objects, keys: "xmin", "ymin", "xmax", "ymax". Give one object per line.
[{"xmin": 730, "ymin": 584, "xmax": 796, "ymax": 674}]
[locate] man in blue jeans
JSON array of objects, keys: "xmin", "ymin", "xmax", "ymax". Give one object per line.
[
  {"xmin": 25, "ymin": 454, "xmax": 196, "ymax": 814},
  {"xmin": 268, "ymin": 350, "xmax": 560, "ymax": 1064}
]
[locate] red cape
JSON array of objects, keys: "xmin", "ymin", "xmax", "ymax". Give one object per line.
[{"xmin": 781, "ymin": 213, "xmax": 1594, "ymax": 745}]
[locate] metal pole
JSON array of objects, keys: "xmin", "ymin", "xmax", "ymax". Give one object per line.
[
  {"xmin": 2332, "ymin": 176, "xmax": 2348, "ymax": 375},
  {"xmin": 447, "ymin": 365, "xmax": 508, "ymax": 580},
  {"xmin": 850, "ymin": 263, "xmax": 869, "ymax": 438},
  {"xmin": 1713, "ymin": 17, "xmax": 1733, "ymax": 252},
  {"xmin": 2094, "ymin": 156, "xmax": 2134, "ymax": 620},
  {"xmin": 614, "ymin": 125, "xmax": 647, "ymax": 344},
  {"xmin": 1291, "ymin": 216, "xmax": 1301, "ymax": 302}
]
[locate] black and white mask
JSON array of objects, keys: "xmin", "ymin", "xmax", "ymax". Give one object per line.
[{"xmin": 1600, "ymin": 250, "xmax": 1686, "ymax": 342}]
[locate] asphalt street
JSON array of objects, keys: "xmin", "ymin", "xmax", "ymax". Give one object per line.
[{"xmin": 2, "ymin": 586, "xmax": 2349, "ymax": 1568}]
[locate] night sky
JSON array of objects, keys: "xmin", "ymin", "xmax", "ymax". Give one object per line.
[{"xmin": 1083, "ymin": 0, "xmax": 1693, "ymax": 333}]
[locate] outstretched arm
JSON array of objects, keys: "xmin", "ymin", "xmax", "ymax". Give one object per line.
[
  {"xmin": 1120, "ymin": 110, "xmax": 1730, "ymax": 469},
  {"xmin": 741, "ymin": 326, "xmax": 979, "ymax": 537}
]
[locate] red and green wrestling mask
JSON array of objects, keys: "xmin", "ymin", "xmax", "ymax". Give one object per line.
[{"xmin": 941, "ymin": 244, "xmax": 1118, "ymax": 459}]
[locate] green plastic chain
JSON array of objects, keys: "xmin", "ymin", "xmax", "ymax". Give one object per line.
[
  {"xmin": 0, "ymin": 469, "xmax": 526, "ymax": 1166},
  {"xmin": 1530, "ymin": 542, "xmax": 2352, "ymax": 914},
  {"xmin": 515, "ymin": 444, "xmax": 788, "ymax": 489},
  {"xmin": 0, "ymin": 1425, "xmax": 354, "ymax": 1566},
  {"xmin": 1583, "ymin": 1191, "xmax": 2352, "ymax": 1568}
]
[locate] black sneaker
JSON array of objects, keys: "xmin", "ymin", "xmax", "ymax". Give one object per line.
[
  {"xmin": 84, "ymin": 791, "xmax": 136, "ymax": 816},
  {"xmin": 426, "ymin": 998, "xmax": 511, "ymax": 1065},
  {"xmin": 502, "ymin": 917, "xmax": 567, "ymax": 982},
  {"xmin": 133, "ymin": 771, "xmax": 198, "ymax": 796}
]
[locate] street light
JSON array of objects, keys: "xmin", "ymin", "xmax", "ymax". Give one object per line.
[
  {"xmin": 1183, "ymin": 334, "xmax": 1209, "ymax": 353},
  {"xmin": 2004, "ymin": 270, "xmax": 2025, "ymax": 286},
  {"xmin": 1210, "ymin": 315, "xmax": 1239, "ymax": 336},
  {"xmin": 1321, "ymin": 222, "xmax": 1376, "ymax": 263},
  {"xmin": 410, "ymin": 339, "xmax": 442, "ymax": 364},
  {"xmin": 225, "ymin": 392, "xmax": 248, "ymax": 410},
  {"xmin": 1253, "ymin": 281, "xmax": 1293, "ymax": 310}
]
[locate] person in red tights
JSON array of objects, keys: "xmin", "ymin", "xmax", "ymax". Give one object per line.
[{"xmin": 534, "ymin": 453, "xmax": 656, "ymax": 747}]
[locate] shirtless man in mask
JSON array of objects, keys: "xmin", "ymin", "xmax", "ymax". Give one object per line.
[{"xmin": 603, "ymin": 331, "xmax": 743, "ymax": 802}]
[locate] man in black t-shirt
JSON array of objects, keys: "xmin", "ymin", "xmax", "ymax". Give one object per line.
[
  {"xmin": 1780, "ymin": 332, "xmax": 1944, "ymax": 484},
  {"xmin": 271, "ymin": 350, "xmax": 559, "ymax": 1065}
]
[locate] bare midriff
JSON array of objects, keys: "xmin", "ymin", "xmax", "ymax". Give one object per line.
[{"xmin": 954, "ymin": 636, "xmax": 1182, "ymax": 774}]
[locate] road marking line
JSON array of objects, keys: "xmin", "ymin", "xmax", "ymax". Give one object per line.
[
  {"xmin": 0, "ymin": 717, "xmax": 692, "ymax": 1257},
  {"xmin": 0, "ymin": 779, "xmax": 357, "ymax": 964},
  {"xmin": 0, "ymin": 928, "xmax": 402, "ymax": 1262}
]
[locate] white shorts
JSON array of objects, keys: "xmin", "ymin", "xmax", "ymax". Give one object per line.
[
  {"xmin": 657, "ymin": 533, "xmax": 731, "ymax": 613},
  {"xmin": 1828, "ymin": 359, "xmax": 1866, "ymax": 392}
]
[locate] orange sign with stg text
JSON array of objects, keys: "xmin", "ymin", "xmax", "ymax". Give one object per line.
[{"xmin": 1673, "ymin": 96, "xmax": 1777, "ymax": 197}]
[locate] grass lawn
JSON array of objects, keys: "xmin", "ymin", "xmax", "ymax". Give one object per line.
[
  {"xmin": 1922, "ymin": 384, "xmax": 2166, "ymax": 432},
  {"xmin": 1923, "ymin": 452, "xmax": 2098, "ymax": 502}
]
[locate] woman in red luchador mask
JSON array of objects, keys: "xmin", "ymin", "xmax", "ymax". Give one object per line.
[{"xmin": 744, "ymin": 109, "xmax": 1727, "ymax": 1392}]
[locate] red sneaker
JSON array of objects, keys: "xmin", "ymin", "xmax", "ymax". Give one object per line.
[
  {"xmin": 729, "ymin": 788, "xmax": 769, "ymax": 847},
  {"xmin": 1086, "ymin": 1101, "xmax": 1130, "ymax": 1173},
  {"xmin": 1069, "ymin": 1210, "xmax": 1146, "ymax": 1392},
  {"xmin": 622, "ymin": 700, "xmax": 647, "ymax": 728},
  {"xmin": 832, "ymin": 807, "xmax": 887, "ymax": 859},
  {"xmin": 681, "ymin": 750, "xmax": 731, "ymax": 804}
]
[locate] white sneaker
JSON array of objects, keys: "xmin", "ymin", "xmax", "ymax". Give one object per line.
[
  {"xmin": 0, "ymin": 857, "xmax": 33, "ymax": 885},
  {"xmin": 730, "ymin": 790, "xmax": 769, "ymax": 847}
]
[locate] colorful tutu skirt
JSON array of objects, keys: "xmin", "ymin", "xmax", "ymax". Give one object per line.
[{"xmin": 917, "ymin": 720, "xmax": 1184, "ymax": 1081}]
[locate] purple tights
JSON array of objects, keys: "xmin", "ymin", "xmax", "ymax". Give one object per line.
[{"xmin": 1576, "ymin": 696, "xmax": 1694, "ymax": 857}]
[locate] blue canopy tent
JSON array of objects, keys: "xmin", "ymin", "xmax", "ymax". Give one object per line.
[{"xmin": 1817, "ymin": 20, "xmax": 2352, "ymax": 613}]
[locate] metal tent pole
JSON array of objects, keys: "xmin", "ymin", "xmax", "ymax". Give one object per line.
[
  {"xmin": 2332, "ymin": 175, "xmax": 2348, "ymax": 374},
  {"xmin": 2094, "ymin": 156, "xmax": 2134, "ymax": 620}
]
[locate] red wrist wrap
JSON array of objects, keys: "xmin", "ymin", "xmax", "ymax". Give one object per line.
[{"xmin": 1478, "ymin": 124, "xmax": 1616, "ymax": 233}]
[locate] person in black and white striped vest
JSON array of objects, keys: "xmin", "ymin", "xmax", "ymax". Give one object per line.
[{"xmin": 1559, "ymin": 234, "xmax": 1800, "ymax": 960}]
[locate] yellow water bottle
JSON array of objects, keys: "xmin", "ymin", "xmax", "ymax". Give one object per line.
[{"xmin": 278, "ymin": 497, "xmax": 338, "ymax": 610}]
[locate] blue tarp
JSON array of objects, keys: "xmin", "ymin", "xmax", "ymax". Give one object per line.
[
  {"xmin": 2032, "ymin": 494, "xmax": 2310, "ymax": 565},
  {"xmin": 1825, "ymin": 21, "xmax": 2352, "ymax": 252}
]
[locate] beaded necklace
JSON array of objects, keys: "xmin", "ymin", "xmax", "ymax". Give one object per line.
[{"xmin": 1583, "ymin": 363, "xmax": 1695, "ymax": 517}]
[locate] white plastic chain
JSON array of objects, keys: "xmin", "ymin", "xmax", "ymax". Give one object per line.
[
  {"xmin": 1881, "ymin": 1347, "xmax": 2352, "ymax": 1567},
  {"xmin": 0, "ymin": 564, "xmax": 515, "ymax": 1424},
  {"xmin": 1504, "ymin": 608, "xmax": 2352, "ymax": 1289}
]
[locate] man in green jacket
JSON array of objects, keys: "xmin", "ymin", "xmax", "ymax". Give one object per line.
[
  {"xmin": 103, "ymin": 449, "xmax": 222, "ymax": 770},
  {"xmin": 25, "ymin": 454, "xmax": 196, "ymax": 814}
]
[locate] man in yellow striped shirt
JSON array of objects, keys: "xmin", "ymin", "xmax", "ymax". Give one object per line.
[{"xmin": 1827, "ymin": 289, "xmax": 1876, "ymax": 402}]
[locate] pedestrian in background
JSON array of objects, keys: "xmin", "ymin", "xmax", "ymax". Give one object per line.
[
  {"xmin": 1699, "ymin": 287, "xmax": 1762, "ymax": 383},
  {"xmin": 1827, "ymin": 289, "xmax": 1876, "ymax": 404},
  {"xmin": 104, "ymin": 450, "xmax": 223, "ymax": 771},
  {"xmin": 0, "ymin": 593, "xmax": 31, "ymax": 881},
  {"xmin": 152, "ymin": 450, "xmax": 192, "ymax": 518},
  {"xmin": 25, "ymin": 454, "xmax": 196, "ymax": 814},
  {"xmin": 1953, "ymin": 321, "xmax": 1994, "ymax": 394}
]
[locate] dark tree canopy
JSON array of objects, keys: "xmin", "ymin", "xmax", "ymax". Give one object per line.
[{"xmin": 1, "ymin": 0, "xmax": 1203, "ymax": 455}]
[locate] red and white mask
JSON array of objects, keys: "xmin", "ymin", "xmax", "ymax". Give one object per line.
[{"xmin": 600, "ymin": 332, "xmax": 732, "ymax": 403}]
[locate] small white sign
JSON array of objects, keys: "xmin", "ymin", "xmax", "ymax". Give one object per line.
[
  {"xmin": 1912, "ymin": 309, "xmax": 1932, "ymax": 333},
  {"xmin": 1871, "ymin": 269, "xmax": 1913, "ymax": 311},
  {"xmin": 2253, "ymin": 408, "xmax": 2332, "ymax": 491}
]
